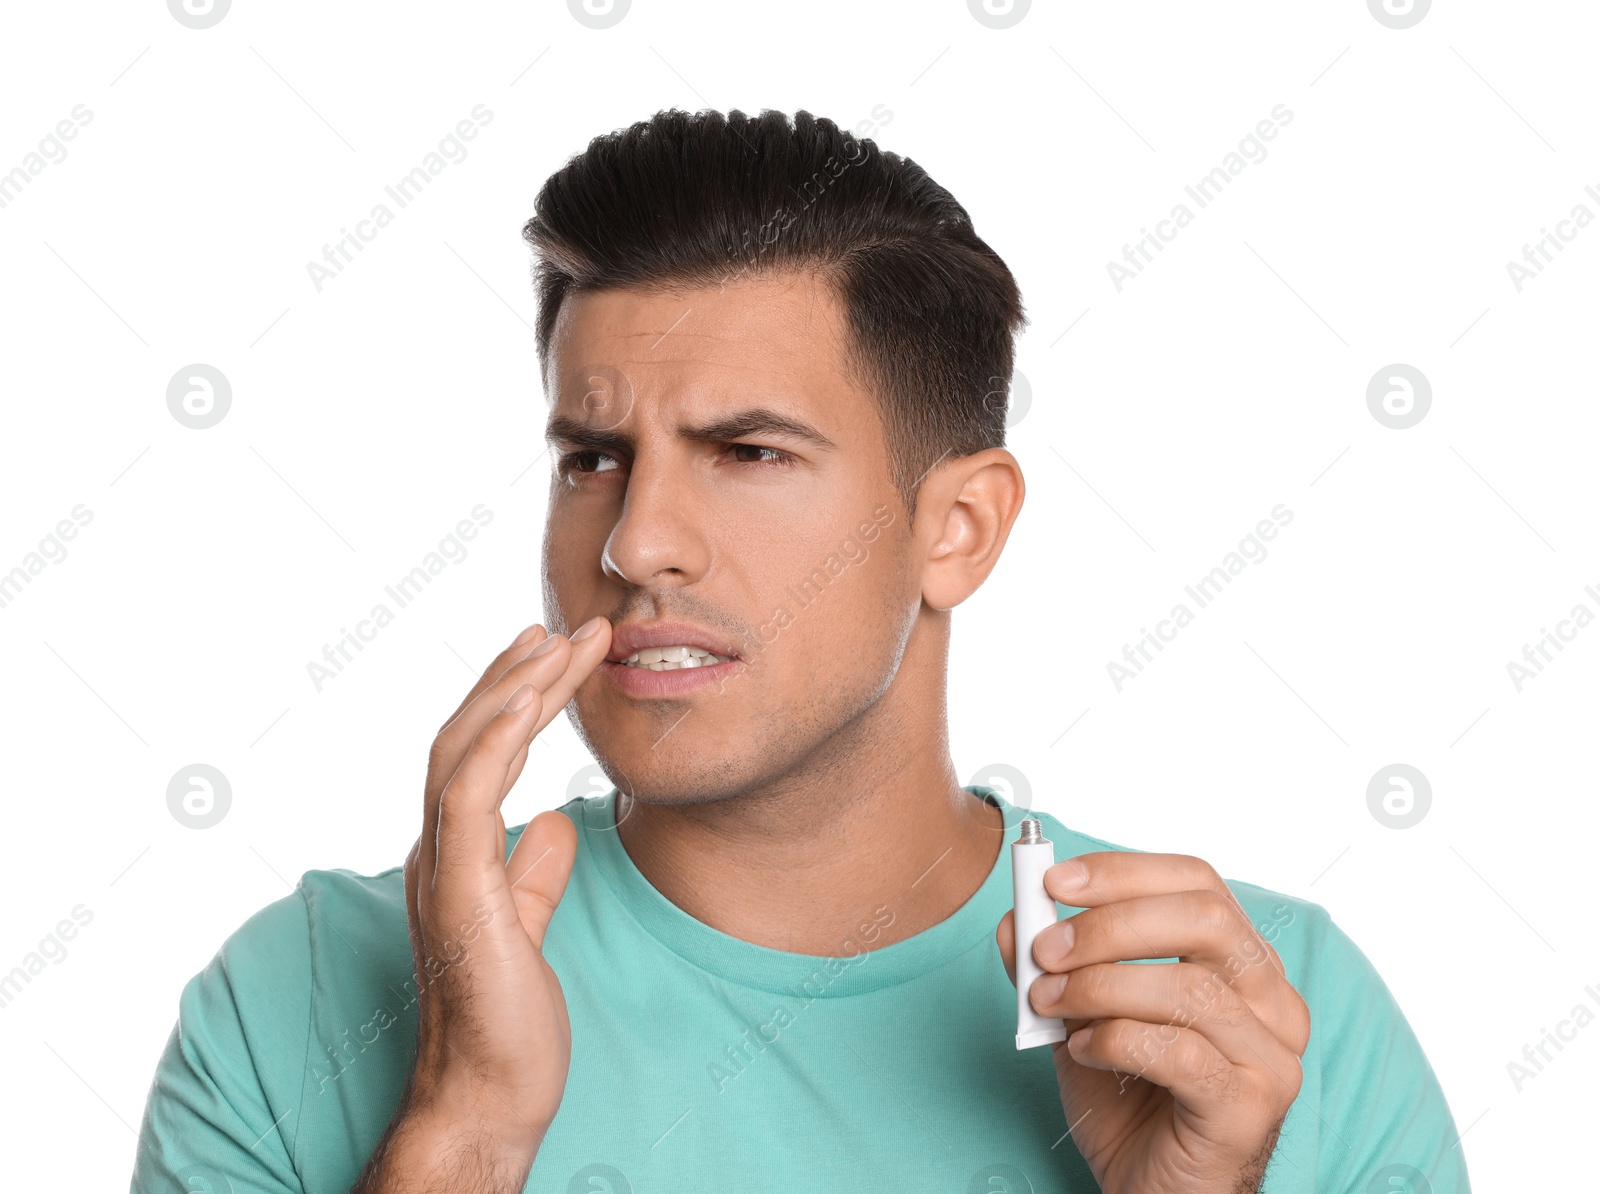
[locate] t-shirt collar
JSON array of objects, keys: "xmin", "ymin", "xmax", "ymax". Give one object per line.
[{"xmin": 576, "ymin": 784, "xmax": 1033, "ymax": 997}]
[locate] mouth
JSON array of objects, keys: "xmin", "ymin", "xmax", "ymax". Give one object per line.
[
  {"xmin": 600, "ymin": 650, "xmax": 744, "ymax": 699},
  {"xmin": 600, "ymin": 620, "xmax": 746, "ymax": 698},
  {"xmin": 619, "ymin": 645, "xmax": 738, "ymax": 672}
]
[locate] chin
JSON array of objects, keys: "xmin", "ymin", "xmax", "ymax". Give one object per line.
[{"xmin": 592, "ymin": 747, "xmax": 755, "ymax": 809}]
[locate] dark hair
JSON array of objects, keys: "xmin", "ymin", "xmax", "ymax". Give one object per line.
[{"xmin": 521, "ymin": 107, "xmax": 1028, "ymax": 520}]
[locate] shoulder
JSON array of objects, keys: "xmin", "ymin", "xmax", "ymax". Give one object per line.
[
  {"xmin": 203, "ymin": 861, "xmax": 411, "ymax": 971},
  {"xmin": 183, "ymin": 858, "xmax": 416, "ymax": 1048},
  {"xmin": 177, "ymin": 860, "xmax": 418, "ymax": 1082},
  {"xmin": 292, "ymin": 860, "xmax": 409, "ymax": 938},
  {"xmin": 192, "ymin": 858, "xmax": 409, "ymax": 998},
  {"xmin": 207, "ymin": 881, "xmax": 315, "ymax": 990}
]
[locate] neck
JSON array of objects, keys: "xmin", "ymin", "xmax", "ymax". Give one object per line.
[{"xmin": 611, "ymin": 655, "xmax": 1004, "ymax": 956}]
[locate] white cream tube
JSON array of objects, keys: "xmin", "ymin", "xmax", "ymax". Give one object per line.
[{"xmin": 1012, "ymin": 818, "xmax": 1068, "ymax": 1049}]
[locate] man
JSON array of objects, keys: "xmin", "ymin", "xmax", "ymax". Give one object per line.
[{"xmin": 131, "ymin": 108, "xmax": 1470, "ymax": 1193}]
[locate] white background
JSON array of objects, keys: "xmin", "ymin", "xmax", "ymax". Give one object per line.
[{"xmin": 1, "ymin": 1, "xmax": 1593, "ymax": 1189}]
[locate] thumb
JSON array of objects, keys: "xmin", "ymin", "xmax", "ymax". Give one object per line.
[
  {"xmin": 504, "ymin": 808, "xmax": 578, "ymax": 951},
  {"xmin": 995, "ymin": 909, "xmax": 1017, "ymax": 988}
]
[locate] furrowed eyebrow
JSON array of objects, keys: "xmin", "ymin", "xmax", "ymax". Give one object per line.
[
  {"xmin": 544, "ymin": 415, "xmax": 627, "ymax": 455},
  {"xmin": 686, "ymin": 409, "xmax": 837, "ymax": 452},
  {"xmin": 544, "ymin": 406, "xmax": 837, "ymax": 454}
]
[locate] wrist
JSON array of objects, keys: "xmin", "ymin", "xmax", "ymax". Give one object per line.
[{"xmin": 403, "ymin": 1077, "xmax": 552, "ymax": 1156}]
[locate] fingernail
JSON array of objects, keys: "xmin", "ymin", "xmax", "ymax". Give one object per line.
[
  {"xmin": 571, "ymin": 616, "xmax": 605, "ymax": 643},
  {"xmin": 505, "ymin": 683, "xmax": 535, "ymax": 711},
  {"xmin": 1068, "ymin": 1026, "xmax": 1093, "ymax": 1052},
  {"xmin": 530, "ymin": 634, "xmax": 564, "ymax": 657},
  {"xmin": 1051, "ymin": 859, "xmax": 1088, "ymax": 896},
  {"xmin": 512, "ymin": 623, "xmax": 542, "ymax": 647},
  {"xmin": 1035, "ymin": 921, "xmax": 1074, "ymax": 969},
  {"xmin": 1032, "ymin": 972, "xmax": 1067, "ymax": 1009}
]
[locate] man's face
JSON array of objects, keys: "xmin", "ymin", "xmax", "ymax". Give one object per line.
[{"xmin": 542, "ymin": 271, "xmax": 919, "ymax": 804}]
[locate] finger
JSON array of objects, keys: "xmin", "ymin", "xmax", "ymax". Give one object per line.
[
  {"xmin": 503, "ymin": 808, "xmax": 579, "ymax": 951},
  {"xmin": 1047, "ymin": 852, "xmax": 1293, "ymax": 989},
  {"xmin": 1063, "ymin": 1018, "xmax": 1286, "ymax": 1132},
  {"xmin": 516, "ymin": 618, "xmax": 613, "ymax": 741},
  {"xmin": 419, "ymin": 623, "xmax": 550, "ymax": 904},
  {"xmin": 998, "ymin": 909, "xmax": 1096, "ymax": 1042},
  {"xmin": 1032, "ymin": 890, "xmax": 1310, "ymax": 1054},
  {"xmin": 431, "ymin": 683, "xmax": 546, "ymax": 925},
  {"xmin": 504, "ymin": 737, "xmax": 533, "ymax": 799},
  {"xmin": 403, "ymin": 837, "xmax": 426, "ymax": 974},
  {"xmin": 996, "ymin": 911, "xmax": 1016, "ymax": 987},
  {"xmin": 423, "ymin": 619, "xmax": 610, "ymax": 891},
  {"xmin": 1044, "ymin": 851, "xmax": 1246, "ymax": 917},
  {"xmin": 426, "ymin": 633, "xmax": 564, "ymax": 858},
  {"xmin": 438, "ymin": 623, "xmax": 549, "ymax": 733},
  {"xmin": 437, "ymin": 622, "xmax": 609, "ymax": 816},
  {"xmin": 1031, "ymin": 889, "xmax": 1284, "ymax": 1009},
  {"xmin": 434, "ymin": 619, "xmax": 611, "ymax": 774},
  {"xmin": 1029, "ymin": 960, "xmax": 1293, "ymax": 1073},
  {"xmin": 436, "ymin": 630, "xmax": 568, "ymax": 747}
]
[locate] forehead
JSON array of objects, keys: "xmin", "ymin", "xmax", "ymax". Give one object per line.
[{"xmin": 544, "ymin": 272, "xmax": 861, "ymax": 414}]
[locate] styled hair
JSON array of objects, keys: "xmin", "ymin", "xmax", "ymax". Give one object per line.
[{"xmin": 521, "ymin": 107, "xmax": 1028, "ymax": 519}]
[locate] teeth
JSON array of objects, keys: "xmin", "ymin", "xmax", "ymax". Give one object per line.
[{"xmin": 622, "ymin": 645, "xmax": 734, "ymax": 671}]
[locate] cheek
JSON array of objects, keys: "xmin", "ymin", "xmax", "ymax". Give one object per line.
[
  {"xmin": 758, "ymin": 548, "xmax": 908, "ymax": 686},
  {"xmin": 543, "ymin": 500, "xmax": 611, "ymax": 596}
]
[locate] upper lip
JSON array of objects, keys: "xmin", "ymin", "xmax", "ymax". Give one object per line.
[{"xmin": 605, "ymin": 621, "xmax": 743, "ymax": 663}]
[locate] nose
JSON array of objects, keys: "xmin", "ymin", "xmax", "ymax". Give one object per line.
[{"xmin": 599, "ymin": 449, "xmax": 711, "ymax": 589}]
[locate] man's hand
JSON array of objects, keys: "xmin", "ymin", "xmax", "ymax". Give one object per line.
[
  {"xmin": 354, "ymin": 617, "xmax": 612, "ymax": 1192},
  {"xmin": 996, "ymin": 852, "xmax": 1312, "ymax": 1194}
]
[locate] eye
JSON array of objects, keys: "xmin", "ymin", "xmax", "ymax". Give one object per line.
[
  {"xmin": 725, "ymin": 443, "xmax": 793, "ymax": 467},
  {"xmin": 556, "ymin": 450, "xmax": 621, "ymax": 477}
]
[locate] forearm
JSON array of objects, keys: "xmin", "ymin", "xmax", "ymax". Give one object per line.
[{"xmin": 351, "ymin": 1092, "xmax": 544, "ymax": 1194}]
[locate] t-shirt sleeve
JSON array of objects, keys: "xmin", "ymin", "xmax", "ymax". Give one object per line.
[
  {"xmin": 1298, "ymin": 904, "xmax": 1473, "ymax": 1193},
  {"xmin": 130, "ymin": 885, "xmax": 315, "ymax": 1193}
]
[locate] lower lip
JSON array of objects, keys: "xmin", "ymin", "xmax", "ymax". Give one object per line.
[{"xmin": 600, "ymin": 658, "xmax": 744, "ymax": 698}]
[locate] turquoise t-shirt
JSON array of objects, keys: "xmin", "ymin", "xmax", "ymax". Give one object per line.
[{"xmin": 130, "ymin": 786, "xmax": 1471, "ymax": 1192}]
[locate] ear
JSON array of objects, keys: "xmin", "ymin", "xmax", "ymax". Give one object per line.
[{"xmin": 917, "ymin": 449, "xmax": 1025, "ymax": 612}]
